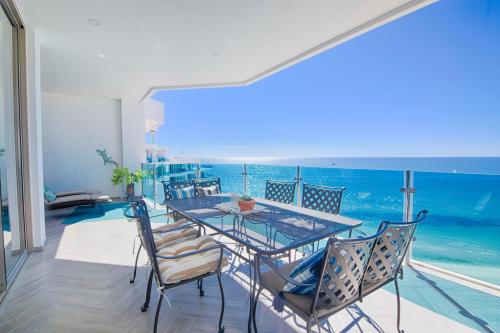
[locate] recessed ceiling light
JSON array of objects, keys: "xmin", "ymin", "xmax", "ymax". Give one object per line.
[
  {"xmin": 98, "ymin": 53, "xmax": 106, "ymax": 59},
  {"xmin": 87, "ymin": 18, "xmax": 101, "ymax": 26}
]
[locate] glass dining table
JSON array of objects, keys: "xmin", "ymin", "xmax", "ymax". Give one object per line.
[{"xmin": 164, "ymin": 194, "xmax": 362, "ymax": 333}]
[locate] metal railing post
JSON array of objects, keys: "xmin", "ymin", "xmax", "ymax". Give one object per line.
[
  {"xmin": 243, "ymin": 164, "xmax": 248, "ymax": 195},
  {"xmin": 401, "ymin": 169, "xmax": 415, "ymax": 265},
  {"xmin": 296, "ymin": 166, "xmax": 302, "ymax": 206},
  {"xmin": 196, "ymin": 163, "xmax": 201, "ymax": 178},
  {"xmin": 153, "ymin": 162, "xmax": 157, "ymax": 208}
]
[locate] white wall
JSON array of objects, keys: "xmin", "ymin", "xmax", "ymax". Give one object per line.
[{"xmin": 42, "ymin": 92, "xmax": 123, "ymax": 197}]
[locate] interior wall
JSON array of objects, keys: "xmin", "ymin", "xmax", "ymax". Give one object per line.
[{"xmin": 41, "ymin": 92, "xmax": 123, "ymax": 197}]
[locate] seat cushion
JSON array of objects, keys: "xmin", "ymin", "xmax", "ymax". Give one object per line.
[
  {"xmin": 157, "ymin": 235, "xmax": 227, "ymax": 284},
  {"xmin": 92, "ymin": 194, "xmax": 112, "ymax": 203},
  {"xmin": 283, "ymin": 249, "xmax": 325, "ymax": 295},
  {"xmin": 48, "ymin": 193, "xmax": 92, "ymax": 205},
  {"xmin": 171, "ymin": 186, "xmax": 195, "ymax": 199},
  {"xmin": 153, "ymin": 226, "xmax": 198, "ymax": 249},
  {"xmin": 261, "ymin": 261, "xmax": 314, "ymax": 315},
  {"xmin": 196, "ymin": 185, "xmax": 220, "ymax": 196}
]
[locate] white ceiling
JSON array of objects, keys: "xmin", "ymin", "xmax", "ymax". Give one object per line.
[{"xmin": 16, "ymin": 0, "xmax": 435, "ymax": 100}]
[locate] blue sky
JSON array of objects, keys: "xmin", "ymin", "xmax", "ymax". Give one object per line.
[{"xmin": 152, "ymin": 0, "xmax": 500, "ymax": 159}]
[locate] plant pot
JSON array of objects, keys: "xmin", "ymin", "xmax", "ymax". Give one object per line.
[
  {"xmin": 126, "ymin": 183, "xmax": 135, "ymax": 198},
  {"xmin": 238, "ymin": 199, "xmax": 256, "ymax": 212}
]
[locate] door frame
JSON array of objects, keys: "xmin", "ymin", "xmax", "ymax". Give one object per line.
[{"xmin": 0, "ymin": 0, "xmax": 30, "ymax": 296}]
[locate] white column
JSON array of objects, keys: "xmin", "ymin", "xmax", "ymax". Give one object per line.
[
  {"xmin": 120, "ymin": 97, "xmax": 146, "ymax": 193},
  {"xmin": 26, "ymin": 26, "xmax": 46, "ymax": 249}
]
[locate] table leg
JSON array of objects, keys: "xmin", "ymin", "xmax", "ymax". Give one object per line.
[
  {"xmin": 247, "ymin": 250, "xmax": 260, "ymax": 333},
  {"xmin": 252, "ymin": 256, "xmax": 259, "ymax": 333},
  {"xmin": 247, "ymin": 251, "xmax": 254, "ymax": 333}
]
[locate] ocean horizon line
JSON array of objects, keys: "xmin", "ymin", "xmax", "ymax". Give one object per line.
[{"xmin": 198, "ymin": 156, "xmax": 500, "ymax": 175}]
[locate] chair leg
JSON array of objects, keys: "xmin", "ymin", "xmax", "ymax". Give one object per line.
[
  {"xmin": 395, "ymin": 278, "xmax": 404, "ymax": 333},
  {"xmin": 253, "ymin": 287, "xmax": 263, "ymax": 333},
  {"xmin": 217, "ymin": 273, "xmax": 225, "ymax": 333},
  {"xmin": 315, "ymin": 316, "xmax": 322, "ymax": 333},
  {"xmin": 199, "ymin": 278, "xmax": 204, "ymax": 296},
  {"xmin": 141, "ymin": 269, "xmax": 153, "ymax": 312},
  {"xmin": 153, "ymin": 293, "xmax": 164, "ymax": 333},
  {"xmin": 306, "ymin": 316, "xmax": 313, "ymax": 333},
  {"xmin": 130, "ymin": 244, "xmax": 142, "ymax": 283}
]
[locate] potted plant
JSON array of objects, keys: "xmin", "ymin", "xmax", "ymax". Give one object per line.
[
  {"xmin": 238, "ymin": 195, "xmax": 256, "ymax": 212},
  {"xmin": 111, "ymin": 167, "xmax": 144, "ymax": 199}
]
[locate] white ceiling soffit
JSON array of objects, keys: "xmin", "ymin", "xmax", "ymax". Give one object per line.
[{"xmin": 16, "ymin": 0, "xmax": 436, "ymax": 100}]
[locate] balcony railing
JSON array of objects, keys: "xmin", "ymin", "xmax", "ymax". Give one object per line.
[{"xmin": 142, "ymin": 162, "xmax": 500, "ymax": 288}]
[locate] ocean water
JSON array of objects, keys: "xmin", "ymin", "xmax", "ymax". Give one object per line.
[
  {"xmin": 196, "ymin": 161, "xmax": 500, "ymax": 285},
  {"xmin": 202, "ymin": 157, "xmax": 500, "ymax": 175}
]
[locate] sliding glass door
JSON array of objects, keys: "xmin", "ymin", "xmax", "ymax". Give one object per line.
[{"xmin": 0, "ymin": 2, "xmax": 26, "ymax": 292}]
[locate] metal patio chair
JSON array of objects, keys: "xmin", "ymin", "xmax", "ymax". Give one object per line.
[
  {"xmin": 362, "ymin": 209, "xmax": 428, "ymax": 333},
  {"xmin": 162, "ymin": 178, "xmax": 222, "ymax": 203},
  {"xmin": 301, "ymin": 184, "xmax": 347, "ymax": 251},
  {"xmin": 254, "ymin": 210, "xmax": 428, "ymax": 333},
  {"xmin": 194, "ymin": 177, "xmax": 222, "ymax": 195},
  {"xmin": 125, "ymin": 206, "xmax": 199, "ymax": 284},
  {"xmin": 161, "ymin": 179, "xmax": 195, "ymax": 203},
  {"xmin": 129, "ymin": 200, "xmax": 227, "ymax": 333},
  {"xmin": 265, "ymin": 180, "xmax": 297, "ymax": 204},
  {"xmin": 161, "ymin": 179, "xmax": 197, "ymax": 222},
  {"xmin": 301, "ymin": 184, "xmax": 346, "ymax": 215}
]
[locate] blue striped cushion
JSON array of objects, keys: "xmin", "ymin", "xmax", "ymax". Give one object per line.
[
  {"xmin": 170, "ymin": 186, "xmax": 195, "ymax": 199},
  {"xmin": 283, "ymin": 249, "xmax": 326, "ymax": 295}
]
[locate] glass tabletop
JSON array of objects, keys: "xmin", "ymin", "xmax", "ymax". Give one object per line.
[{"xmin": 165, "ymin": 195, "xmax": 359, "ymax": 256}]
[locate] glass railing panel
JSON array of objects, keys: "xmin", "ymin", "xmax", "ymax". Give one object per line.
[
  {"xmin": 413, "ymin": 171, "xmax": 500, "ymax": 285},
  {"xmin": 246, "ymin": 164, "xmax": 297, "ymax": 200},
  {"xmin": 142, "ymin": 162, "xmax": 200, "ymax": 203},
  {"xmin": 141, "ymin": 162, "xmax": 155, "ymax": 201},
  {"xmin": 199, "ymin": 164, "xmax": 244, "ymax": 194},
  {"xmin": 301, "ymin": 167, "xmax": 404, "ymax": 235}
]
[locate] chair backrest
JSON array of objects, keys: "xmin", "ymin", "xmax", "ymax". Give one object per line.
[
  {"xmin": 363, "ymin": 210, "xmax": 428, "ymax": 287},
  {"xmin": 128, "ymin": 200, "xmax": 163, "ymax": 286},
  {"xmin": 312, "ymin": 228, "xmax": 386, "ymax": 314},
  {"xmin": 301, "ymin": 184, "xmax": 346, "ymax": 214},
  {"xmin": 264, "ymin": 180, "xmax": 297, "ymax": 204},
  {"xmin": 193, "ymin": 177, "xmax": 222, "ymax": 194},
  {"xmin": 161, "ymin": 179, "xmax": 195, "ymax": 202}
]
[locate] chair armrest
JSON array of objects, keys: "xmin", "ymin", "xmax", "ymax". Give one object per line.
[
  {"xmin": 353, "ymin": 229, "xmax": 367, "ymax": 237},
  {"xmin": 259, "ymin": 256, "xmax": 316, "ymax": 288},
  {"xmin": 148, "ymin": 213, "xmax": 168, "ymax": 219},
  {"xmin": 123, "ymin": 206, "xmax": 137, "ymax": 219},
  {"xmin": 152, "ymin": 222, "xmax": 197, "ymax": 233},
  {"xmin": 156, "ymin": 243, "xmax": 224, "ymax": 260}
]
